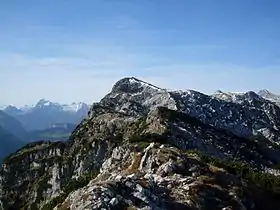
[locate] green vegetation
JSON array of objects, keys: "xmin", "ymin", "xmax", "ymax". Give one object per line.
[
  {"xmin": 35, "ymin": 175, "xmax": 53, "ymax": 203},
  {"xmin": 157, "ymin": 107, "xmax": 208, "ymax": 128},
  {"xmin": 3, "ymin": 141, "xmax": 66, "ymax": 165},
  {"xmin": 40, "ymin": 132, "xmax": 71, "ymax": 139},
  {"xmin": 129, "ymin": 135, "xmax": 147, "ymax": 144},
  {"xmin": 28, "ymin": 129, "xmax": 72, "ymax": 142},
  {"xmin": 273, "ymin": 164, "xmax": 280, "ymax": 170},
  {"xmin": 129, "ymin": 132, "xmax": 166, "ymax": 150},
  {"xmin": 41, "ymin": 171, "xmax": 98, "ymax": 210},
  {"xmin": 136, "ymin": 141, "xmax": 150, "ymax": 150},
  {"xmin": 197, "ymin": 152, "xmax": 280, "ymax": 195}
]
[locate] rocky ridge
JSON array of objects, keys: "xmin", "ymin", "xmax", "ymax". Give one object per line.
[
  {"xmin": 257, "ymin": 89, "xmax": 280, "ymax": 107},
  {"xmin": 1, "ymin": 77, "xmax": 280, "ymax": 210}
]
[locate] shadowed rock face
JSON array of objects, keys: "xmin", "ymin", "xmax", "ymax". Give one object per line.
[
  {"xmin": 0, "ymin": 110, "xmax": 27, "ymax": 140},
  {"xmin": 1, "ymin": 77, "xmax": 280, "ymax": 210},
  {"xmin": 0, "ymin": 125, "xmax": 24, "ymax": 162}
]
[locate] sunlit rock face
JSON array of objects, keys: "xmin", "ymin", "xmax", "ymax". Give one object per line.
[{"xmin": 1, "ymin": 77, "xmax": 280, "ymax": 210}]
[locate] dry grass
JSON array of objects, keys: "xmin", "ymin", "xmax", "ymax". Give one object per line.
[
  {"xmin": 205, "ymin": 183, "xmax": 224, "ymax": 191},
  {"xmin": 197, "ymin": 175, "xmax": 215, "ymax": 183},
  {"xmin": 81, "ymin": 193, "xmax": 90, "ymax": 202},
  {"xmin": 126, "ymin": 206, "xmax": 138, "ymax": 210},
  {"xmin": 126, "ymin": 152, "xmax": 142, "ymax": 174},
  {"xmin": 57, "ymin": 199, "xmax": 70, "ymax": 210},
  {"xmin": 209, "ymin": 164, "xmax": 226, "ymax": 173}
]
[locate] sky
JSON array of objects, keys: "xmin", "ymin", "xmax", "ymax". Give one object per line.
[{"xmin": 0, "ymin": 0, "xmax": 280, "ymax": 106}]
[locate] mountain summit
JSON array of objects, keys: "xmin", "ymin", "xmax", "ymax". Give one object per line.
[
  {"xmin": 258, "ymin": 89, "xmax": 277, "ymax": 98},
  {"xmin": 1, "ymin": 77, "xmax": 280, "ymax": 210},
  {"xmin": 35, "ymin": 99, "xmax": 56, "ymax": 107},
  {"xmin": 258, "ymin": 89, "xmax": 280, "ymax": 106},
  {"xmin": 112, "ymin": 77, "xmax": 163, "ymax": 94}
]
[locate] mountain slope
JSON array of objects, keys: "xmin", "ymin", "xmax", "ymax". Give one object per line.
[
  {"xmin": 0, "ymin": 125, "xmax": 24, "ymax": 162},
  {"xmin": 0, "ymin": 110, "xmax": 27, "ymax": 140},
  {"xmin": 1, "ymin": 77, "xmax": 280, "ymax": 210},
  {"xmin": 101, "ymin": 78, "xmax": 280, "ymax": 143},
  {"xmin": 28, "ymin": 123, "xmax": 77, "ymax": 142}
]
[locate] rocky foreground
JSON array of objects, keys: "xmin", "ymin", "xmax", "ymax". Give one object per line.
[{"xmin": 1, "ymin": 77, "xmax": 280, "ymax": 210}]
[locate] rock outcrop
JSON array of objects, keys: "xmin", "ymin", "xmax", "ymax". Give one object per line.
[{"xmin": 1, "ymin": 77, "xmax": 280, "ymax": 210}]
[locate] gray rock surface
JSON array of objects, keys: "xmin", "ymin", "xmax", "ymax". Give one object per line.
[{"xmin": 1, "ymin": 77, "xmax": 280, "ymax": 210}]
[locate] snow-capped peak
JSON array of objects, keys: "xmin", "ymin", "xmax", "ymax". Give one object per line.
[
  {"xmin": 35, "ymin": 99, "xmax": 56, "ymax": 107},
  {"xmin": 0, "ymin": 105, "xmax": 9, "ymax": 110},
  {"xmin": 128, "ymin": 77, "xmax": 162, "ymax": 90},
  {"xmin": 214, "ymin": 90, "xmax": 224, "ymax": 94},
  {"xmin": 258, "ymin": 89, "xmax": 280, "ymax": 100},
  {"xmin": 257, "ymin": 89, "xmax": 280, "ymax": 107},
  {"xmin": 1, "ymin": 99, "xmax": 90, "ymax": 114},
  {"xmin": 62, "ymin": 102, "xmax": 89, "ymax": 112},
  {"xmin": 0, "ymin": 104, "xmax": 21, "ymax": 110},
  {"xmin": 258, "ymin": 89, "xmax": 272, "ymax": 96},
  {"xmin": 112, "ymin": 77, "xmax": 163, "ymax": 94},
  {"xmin": 212, "ymin": 91, "xmax": 264, "ymax": 104}
]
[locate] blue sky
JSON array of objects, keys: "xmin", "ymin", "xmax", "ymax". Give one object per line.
[{"xmin": 1, "ymin": 0, "xmax": 280, "ymax": 105}]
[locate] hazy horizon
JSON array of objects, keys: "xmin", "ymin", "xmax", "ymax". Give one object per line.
[
  {"xmin": 1, "ymin": 1, "xmax": 280, "ymax": 106},
  {"xmin": 0, "ymin": 76, "xmax": 278, "ymax": 107}
]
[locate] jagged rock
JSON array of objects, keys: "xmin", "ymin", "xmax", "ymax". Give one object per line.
[
  {"xmin": 53, "ymin": 143, "xmax": 279, "ymax": 210},
  {"xmin": 99, "ymin": 78, "xmax": 280, "ymax": 143},
  {"xmin": 1, "ymin": 77, "xmax": 280, "ymax": 210}
]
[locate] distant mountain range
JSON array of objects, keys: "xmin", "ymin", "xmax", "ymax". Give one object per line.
[
  {"xmin": 1, "ymin": 99, "xmax": 89, "ymax": 113},
  {"xmin": 1, "ymin": 99, "xmax": 90, "ymax": 131},
  {"xmin": 0, "ymin": 100, "xmax": 90, "ymax": 161}
]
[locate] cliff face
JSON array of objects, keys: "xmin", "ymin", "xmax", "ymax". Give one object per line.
[
  {"xmin": 0, "ymin": 141, "xmax": 67, "ymax": 208},
  {"xmin": 1, "ymin": 77, "xmax": 280, "ymax": 210}
]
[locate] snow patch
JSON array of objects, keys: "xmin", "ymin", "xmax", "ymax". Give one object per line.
[
  {"xmin": 62, "ymin": 102, "xmax": 88, "ymax": 112},
  {"xmin": 128, "ymin": 77, "xmax": 162, "ymax": 90}
]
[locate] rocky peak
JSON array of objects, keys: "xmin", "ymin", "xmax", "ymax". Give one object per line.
[
  {"xmin": 95, "ymin": 77, "xmax": 176, "ymax": 118},
  {"xmin": 34, "ymin": 99, "xmax": 62, "ymax": 111},
  {"xmin": 3, "ymin": 105, "xmax": 24, "ymax": 115},
  {"xmin": 1, "ymin": 77, "xmax": 280, "ymax": 210},
  {"xmin": 258, "ymin": 89, "xmax": 275, "ymax": 97},
  {"xmin": 258, "ymin": 89, "xmax": 280, "ymax": 104},
  {"xmin": 111, "ymin": 77, "xmax": 163, "ymax": 94},
  {"xmin": 244, "ymin": 90, "xmax": 263, "ymax": 100},
  {"xmin": 36, "ymin": 99, "xmax": 53, "ymax": 107},
  {"xmin": 214, "ymin": 89, "xmax": 224, "ymax": 94},
  {"xmin": 102, "ymin": 79, "xmax": 280, "ymax": 143}
]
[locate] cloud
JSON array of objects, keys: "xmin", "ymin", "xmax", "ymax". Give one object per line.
[
  {"xmin": 1, "ymin": 49, "xmax": 280, "ymax": 107},
  {"xmin": 0, "ymin": 15, "xmax": 278, "ymax": 106},
  {"xmin": 0, "ymin": 47, "xmax": 170, "ymax": 105}
]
